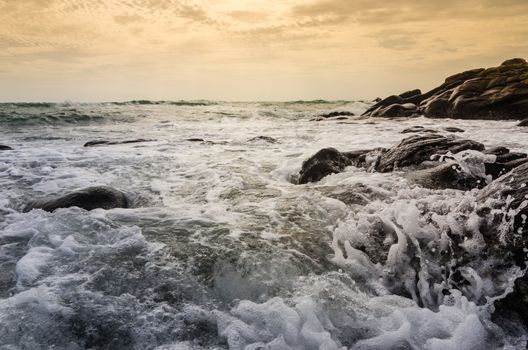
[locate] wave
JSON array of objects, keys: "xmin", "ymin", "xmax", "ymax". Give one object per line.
[{"xmin": 112, "ymin": 100, "xmax": 215, "ymax": 106}]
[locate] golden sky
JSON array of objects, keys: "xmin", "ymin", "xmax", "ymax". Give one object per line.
[{"xmin": 1, "ymin": 0, "xmax": 527, "ymax": 101}]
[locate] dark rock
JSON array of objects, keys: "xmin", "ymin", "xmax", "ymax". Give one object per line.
[
  {"xmin": 373, "ymin": 97, "xmax": 382, "ymax": 103},
  {"xmin": 0, "ymin": 145, "xmax": 13, "ymax": 151},
  {"xmin": 444, "ymin": 127, "xmax": 465, "ymax": 133},
  {"xmin": 247, "ymin": 136, "xmax": 278, "ymax": 143},
  {"xmin": 343, "ymin": 148, "xmax": 387, "ymax": 169},
  {"xmin": 298, "ymin": 148, "xmax": 352, "ymax": 184},
  {"xmin": 362, "ymin": 95, "xmax": 403, "ymax": 116},
  {"xmin": 370, "ymin": 103, "xmax": 419, "ymax": 118},
  {"xmin": 495, "ymin": 152, "xmax": 527, "ymax": 163},
  {"xmin": 407, "ymin": 162, "xmax": 484, "ymax": 190},
  {"xmin": 375, "ymin": 134, "xmax": 485, "ymax": 172},
  {"xmin": 399, "ymin": 89, "xmax": 422, "ymax": 99},
  {"xmin": 364, "ymin": 58, "xmax": 528, "ymax": 120},
  {"xmin": 518, "ymin": 119, "xmax": 528, "ymax": 127},
  {"xmin": 483, "ymin": 146, "xmax": 510, "ymax": 155},
  {"xmin": 25, "ymin": 186, "xmax": 129, "ymax": 212},
  {"xmin": 421, "ymin": 59, "xmax": 528, "ymax": 119},
  {"xmin": 186, "ymin": 138, "xmax": 205, "ymax": 142},
  {"xmin": 84, "ymin": 139, "xmax": 154, "ymax": 147},
  {"xmin": 318, "ymin": 111, "xmax": 355, "ymax": 119},
  {"xmin": 401, "ymin": 126, "xmax": 438, "ymax": 134}
]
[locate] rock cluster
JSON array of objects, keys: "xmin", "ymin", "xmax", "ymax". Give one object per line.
[{"xmin": 363, "ymin": 58, "xmax": 528, "ymax": 120}]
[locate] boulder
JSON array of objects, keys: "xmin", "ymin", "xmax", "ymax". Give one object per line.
[
  {"xmin": 0, "ymin": 145, "xmax": 13, "ymax": 151},
  {"xmin": 298, "ymin": 148, "xmax": 352, "ymax": 184},
  {"xmin": 362, "ymin": 95, "xmax": 403, "ymax": 116},
  {"xmin": 399, "ymin": 89, "xmax": 422, "ymax": 99},
  {"xmin": 375, "ymin": 134, "xmax": 485, "ymax": 172},
  {"xmin": 84, "ymin": 139, "xmax": 154, "ymax": 147},
  {"xmin": 318, "ymin": 111, "xmax": 355, "ymax": 119},
  {"xmin": 370, "ymin": 103, "xmax": 419, "ymax": 118},
  {"xmin": 25, "ymin": 186, "xmax": 129, "ymax": 212},
  {"xmin": 407, "ymin": 162, "xmax": 484, "ymax": 190}
]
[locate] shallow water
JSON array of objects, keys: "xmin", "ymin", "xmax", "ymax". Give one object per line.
[{"xmin": 1, "ymin": 101, "xmax": 527, "ymax": 349}]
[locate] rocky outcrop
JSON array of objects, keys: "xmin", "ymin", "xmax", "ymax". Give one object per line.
[
  {"xmin": 370, "ymin": 103, "xmax": 419, "ymax": 118},
  {"xmin": 375, "ymin": 134, "xmax": 484, "ymax": 172},
  {"xmin": 84, "ymin": 139, "xmax": 154, "ymax": 147},
  {"xmin": 24, "ymin": 186, "xmax": 129, "ymax": 212},
  {"xmin": 0, "ymin": 145, "xmax": 13, "ymax": 151},
  {"xmin": 406, "ymin": 162, "xmax": 484, "ymax": 191},
  {"xmin": 298, "ymin": 148, "xmax": 352, "ymax": 184},
  {"xmin": 364, "ymin": 58, "xmax": 528, "ymax": 120}
]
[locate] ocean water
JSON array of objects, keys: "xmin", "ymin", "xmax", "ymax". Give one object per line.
[{"xmin": 0, "ymin": 101, "xmax": 527, "ymax": 349}]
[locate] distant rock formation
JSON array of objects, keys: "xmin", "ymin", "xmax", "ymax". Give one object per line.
[
  {"xmin": 84, "ymin": 139, "xmax": 154, "ymax": 147},
  {"xmin": 364, "ymin": 58, "xmax": 528, "ymax": 120},
  {"xmin": 0, "ymin": 145, "xmax": 13, "ymax": 151}
]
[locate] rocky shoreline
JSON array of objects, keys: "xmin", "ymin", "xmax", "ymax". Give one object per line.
[{"xmin": 363, "ymin": 58, "xmax": 528, "ymax": 121}]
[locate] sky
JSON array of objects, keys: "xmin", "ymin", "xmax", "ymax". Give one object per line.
[{"xmin": 1, "ymin": 0, "xmax": 527, "ymax": 102}]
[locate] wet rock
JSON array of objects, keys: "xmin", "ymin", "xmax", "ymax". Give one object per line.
[
  {"xmin": 518, "ymin": 119, "xmax": 528, "ymax": 127},
  {"xmin": 298, "ymin": 148, "xmax": 352, "ymax": 184},
  {"xmin": 407, "ymin": 162, "xmax": 484, "ymax": 190},
  {"xmin": 318, "ymin": 111, "xmax": 355, "ymax": 119},
  {"xmin": 0, "ymin": 145, "xmax": 13, "ymax": 151},
  {"xmin": 84, "ymin": 139, "xmax": 154, "ymax": 147},
  {"xmin": 401, "ymin": 126, "xmax": 437, "ymax": 134},
  {"xmin": 375, "ymin": 134, "xmax": 485, "ymax": 172},
  {"xmin": 483, "ymin": 146, "xmax": 510, "ymax": 156},
  {"xmin": 444, "ymin": 127, "xmax": 465, "ymax": 133},
  {"xmin": 370, "ymin": 103, "xmax": 419, "ymax": 118},
  {"xmin": 362, "ymin": 95, "xmax": 403, "ymax": 116},
  {"xmin": 25, "ymin": 186, "xmax": 129, "ymax": 212},
  {"xmin": 247, "ymin": 136, "xmax": 278, "ymax": 143},
  {"xmin": 186, "ymin": 138, "xmax": 205, "ymax": 142}
]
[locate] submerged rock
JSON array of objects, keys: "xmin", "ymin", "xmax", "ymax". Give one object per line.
[
  {"xmin": 401, "ymin": 126, "xmax": 437, "ymax": 134},
  {"xmin": 375, "ymin": 134, "xmax": 484, "ymax": 172},
  {"xmin": 298, "ymin": 148, "xmax": 351, "ymax": 184},
  {"xmin": 84, "ymin": 139, "xmax": 154, "ymax": 147},
  {"xmin": 186, "ymin": 138, "xmax": 205, "ymax": 142},
  {"xmin": 518, "ymin": 119, "xmax": 528, "ymax": 127},
  {"xmin": 0, "ymin": 145, "xmax": 13, "ymax": 151},
  {"xmin": 25, "ymin": 186, "xmax": 129, "ymax": 212},
  {"xmin": 247, "ymin": 136, "xmax": 279, "ymax": 143},
  {"xmin": 444, "ymin": 127, "xmax": 465, "ymax": 133}
]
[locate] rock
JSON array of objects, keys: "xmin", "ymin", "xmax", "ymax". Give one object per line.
[
  {"xmin": 0, "ymin": 145, "xmax": 13, "ymax": 151},
  {"xmin": 298, "ymin": 148, "xmax": 352, "ymax": 184},
  {"xmin": 399, "ymin": 89, "xmax": 422, "ymax": 99},
  {"xmin": 318, "ymin": 111, "xmax": 355, "ymax": 119},
  {"xmin": 401, "ymin": 126, "xmax": 437, "ymax": 134},
  {"xmin": 518, "ymin": 119, "xmax": 528, "ymax": 127},
  {"xmin": 375, "ymin": 134, "xmax": 485, "ymax": 172},
  {"xmin": 84, "ymin": 139, "xmax": 154, "ymax": 147},
  {"xmin": 370, "ymin": 103, "xmax": 419, "ymax": 118},
  {"xmin": 247, "ymin": 136, "xmax": 278, "ymax": 143},
  {"xmin": 407, "ymin": 162, "xmax": 484, "ymax": 190},
  {"xmin": 444, "ymin": 127, "xmax": 465, "ymax": 133},
  {"xmin": 483, "ymin": 146, "xmax": 510, "ymax": 156},
  {"xmin": 25, "ymin": 186, "xmax": 129, "ymax": 212},
  {"xmin": 186, "ymin": 138, "xmax": 205, "ymax": 142},
  {"xmin": 362, "ymin": 95, "xmax": 403, "ymax": 116},
  {"xmin": 364, "ymin": 58, "xmax": 528, "ymax": 120},
  {"xmin": 421, "ymin": 58, "xmax": 528, "ymax": 119}
]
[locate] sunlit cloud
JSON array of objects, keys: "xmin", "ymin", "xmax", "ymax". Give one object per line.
[{"xmin": 0, "ymin": 0, "xmax": 527, "ymax": 101}]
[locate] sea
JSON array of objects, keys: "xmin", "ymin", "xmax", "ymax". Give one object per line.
[{"xmin": 0, "ymin": 100, "xmax": 527, "ymax": 349}]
